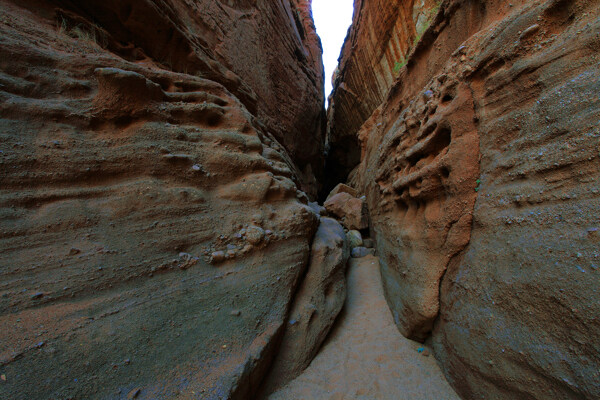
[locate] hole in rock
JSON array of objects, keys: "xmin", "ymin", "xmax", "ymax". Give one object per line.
[
  {"xmin": 433, "ymin": 126, "xmax": 452, "ymax": 154},
  {"xmin": 441, "ymin": 166, "xmax": 451, "ymax": 178},
  {"xmin": 320, "ymin": 134, "xmax": 361, "ymax": 202}
]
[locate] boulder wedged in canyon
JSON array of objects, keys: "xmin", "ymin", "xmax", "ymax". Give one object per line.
[
  {"xmin": 0, "ymin": 0, "xmax": 325, "ymax": 398},
  {"xmin": 324, "ymin": 191, "xmax": 369, "ymax": 231},
  {"xmin": 333, "ymin": 0, "xmax": 600, "ymax": 398},
  {"xmin": 326, "ymin": 182, "xmax": 359, "ymax": 200},
  {"xmin": 259, "ymin": 217, "xmax": 350, "ymax": 396}
]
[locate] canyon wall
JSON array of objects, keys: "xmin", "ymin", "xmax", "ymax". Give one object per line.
[
  {"xmin": 334, "ymin": 0, "xmax": 600, "ymax": 399},
  {"xmin": 0, "ymin": 0, "xmax": 326, "ymax": 398},
  {"xmin": 323, "ymin": 0, "xmax": 440, "ymax": 193}
]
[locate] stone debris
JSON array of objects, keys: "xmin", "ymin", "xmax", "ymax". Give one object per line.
[
  {"xmin": 209, "ymin": 251, "xmax": 226, "ymax": 264},
  {"xmin": 351, "ymin": 247, "xmax": 375, "ymax": 259},
  {"xmin": 245, "ymin": 225, "xmax": 265, "ymax": 245},
  {"xmin": 346, "ymin": 230, "xmax": 363, "ymax": 249},
  {"xmin": 324, "ymin": 192, "xmax": 369, "ymax": 231},
  {"xmin": 326, "ymin": 183, "xmax": 358, "ymax": 200}
]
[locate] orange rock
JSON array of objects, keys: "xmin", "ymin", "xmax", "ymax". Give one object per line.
[
  {"xmin": 326, "ymin": 183, "xmax": 359, "ymax": 200},
  {"xmin": 324, "ymin": 192, "xmax": 369, "ymax": 230},
  {"xmin": 333, "ymin": 1, "xmax": 600, "ymax": 399}
]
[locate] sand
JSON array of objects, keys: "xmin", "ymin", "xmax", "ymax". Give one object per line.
[{"xmin": 270, "ymin": 255, "xmax": 460, "ymax": 400}]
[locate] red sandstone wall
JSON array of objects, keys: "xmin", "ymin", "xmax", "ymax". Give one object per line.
[{"xmin": 335, "ymin": 0, "xmax": 600, "ymax": 398}]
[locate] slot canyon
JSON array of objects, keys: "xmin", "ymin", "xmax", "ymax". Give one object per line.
[{"xmin": 0, "ymin": 0, "xmax": 599, "ymax": 399}]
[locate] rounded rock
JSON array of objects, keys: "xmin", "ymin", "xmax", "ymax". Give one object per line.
[
  {"xmin": 347, "ymin": 230, "xmax": 363, "ymax": 249},
  {"xmin": 210, "ymin": 251, "xmax": 226, "ymax": 264},
  {"xmin": 246, "ymin": 225, "xmax": 265, "ymax": 245}
]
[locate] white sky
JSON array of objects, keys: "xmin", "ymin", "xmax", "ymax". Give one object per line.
[{"xmin": 311, "ymin": 0, "xmax": 355, "ymax": 101}]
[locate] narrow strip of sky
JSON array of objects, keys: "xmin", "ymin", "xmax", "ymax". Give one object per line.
[{"xmin": 311, "ymin": 0, "xmax": 354, "ymax": 103}]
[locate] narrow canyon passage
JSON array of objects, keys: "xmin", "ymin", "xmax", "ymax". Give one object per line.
[
  {"xmin": 1, "ymin": 0, "xmax": 598, "ymax": 398},
  {"xmin": 270, "ymin": 255, "xmax": 459, "ymax": 399}
]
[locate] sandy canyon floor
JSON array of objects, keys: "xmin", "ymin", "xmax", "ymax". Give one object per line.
[{"xmin": 270, "ymin": 255, "xmax": 459, "ymax": 399}]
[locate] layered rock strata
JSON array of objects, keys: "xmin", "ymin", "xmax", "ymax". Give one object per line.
[
  {"xmin": 323, "ymin": 0, "xmax": 441, "ymax": 193},
  {"xmin": 334, "ymin": 0, "xmax": 600, "ymax": 398},
  {"xmin": 0, "ymin": 0, "xmax": 326, "ymax": 398}
]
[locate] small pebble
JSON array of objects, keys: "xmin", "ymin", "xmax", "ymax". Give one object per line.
[
  {"xmin": 347, "ymin": 230, "xmax": 363, "ymax": 248},
  {"xmin": 246, "ymin": 225, "xmax": 265, "ymax": 245},
  {"xmin": 351, "ymin": 247, "xmax": 375, "ymax": 258},
  {"xmin": 519, "ymin": 24, "xmax": 540, "ymax": 40},
  {"xmin": 210, "ymin": 251, "xmax": 226, "ymax": 264}
]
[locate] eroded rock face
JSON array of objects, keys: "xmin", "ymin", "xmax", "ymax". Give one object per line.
[
  {"xmin": 43, "ymin": 0, "xmax": 325, "ymax": 194},
  {"xmin": 0, "ymin": 0, "xmax": 324, "ymax": 398},
  {"xmin": 259, "ymin": 217, "xmax": 350, "ymax": 395},
  {"xmin": 323, "ymin": 0, "xmax": 441, "ymax": 193},
  {"xmin": 353, "ymin": 73, "xmax": 479, "ymax": 341},
  {"xmin": 338, "ymin": 0, "xmax": 600, "ymax": 398}
]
